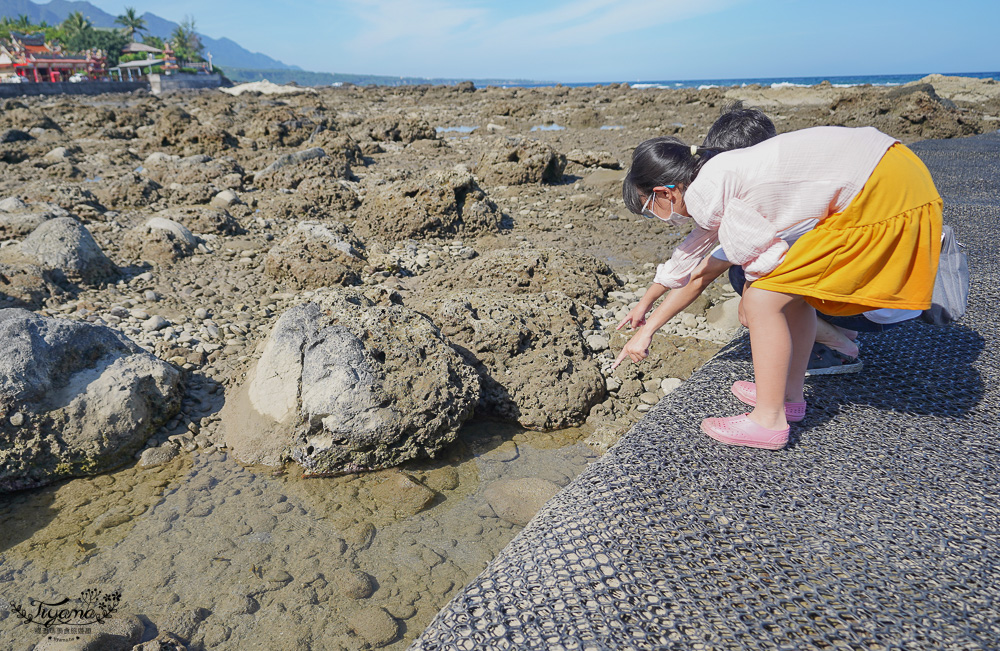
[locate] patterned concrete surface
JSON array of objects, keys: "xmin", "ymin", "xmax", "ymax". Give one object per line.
[{"xmin": 412, "ymin": 132, "xmax": 1000, "ymax": 650}]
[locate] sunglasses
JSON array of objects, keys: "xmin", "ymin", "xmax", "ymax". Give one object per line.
[{"xmin": 641, "ymin": 185, "xmax": 676, "ymax": 220}]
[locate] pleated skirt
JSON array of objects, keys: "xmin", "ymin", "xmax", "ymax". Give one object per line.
[{"xmin": 752, "ymin": 144, "xmax": 943, "ymax": 316}]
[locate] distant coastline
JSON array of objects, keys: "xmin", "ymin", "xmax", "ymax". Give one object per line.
[{"xmin": 221, "ymin": 67, "xmax": 1000, "ymax": 89}]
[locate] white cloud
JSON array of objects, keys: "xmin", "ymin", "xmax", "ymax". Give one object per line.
[{"xmin": 339, "ymin": 0, "xmax": 748, "ymax": 77}]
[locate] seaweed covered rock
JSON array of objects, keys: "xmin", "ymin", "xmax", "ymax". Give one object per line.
[
  {"xmin": 429, "ymin": 247, "xmax": 622, "ymax": 306},
  {"xmin": 252, "ymin": 147, "xmax": 351, "ymax": 190},
  {"xmin": 142, "ymin": 153, "xmax": 245, "ymax": 188},
  {"xmin": 95, "ymin": 171, "xmax": 163, "ymax": 209},
  {"xmin": 0, "ymin": 261, "xmax": 65, "ymax": 308},
  {"xmin": 0, "ymin": 309, "xmax": 182, "ymax": 492},
  {"xmin": 0, "ymin": 198, "xmax": 63, "ymax": 239},
  {"xmin": 258, "ymin": 180, "xmax": 360, "ymax": 221},
  {"xmin": 263, "ymin": 221, "xmax": 366, "ymax": 289},
  {"xmin": 413, "ymin": 290, "xmax": 605, "ymax": 430},
  {"xmin": 356, "ymin": 169, "xmax": 503, "ymax": 241},
  {"xmin": 355, "ymin": 114, "xmax": 437, "ymax": 143},
  {"xmin": 476, "ymin": 136, "xmax": 567, "ymax": 185},
  {"xmin": 155, "ymin": 206, "xmax": 244, "ymax": 236},
  {"xmin": 222, "ymin": 288, "xmax": 479, "ymax": 473}
]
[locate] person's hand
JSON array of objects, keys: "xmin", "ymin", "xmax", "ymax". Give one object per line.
[
  {"xmin": 616, "ymin": 304, "xmax": 648, "ymax": 331},
  {"xmin": 611, "ymin": 331, "xmax": 653, "ymax": 370},
  {"xmin": 737, "ymin": 296, "xmax": 747, "ymax": 327}
]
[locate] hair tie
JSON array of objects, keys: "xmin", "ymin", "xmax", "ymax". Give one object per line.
[{"xmin": 690, "ymin": 145, "xmax": 699, "ymax": 156}]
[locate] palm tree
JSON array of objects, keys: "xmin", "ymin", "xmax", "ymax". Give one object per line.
[
  {"xmin": 170, "ymin": 16, "xmax": 203, "ymax": 65},
  {"xmin": 61, "ymin": 11, "xmax": 94, "ymax": 50},
  {"xmin": 115, "ymin": 7, "xmax": 146, "ymax": 42},
  {"xmin": 14, "ymin": 14, "xmax": 32, "ymax": 30}
]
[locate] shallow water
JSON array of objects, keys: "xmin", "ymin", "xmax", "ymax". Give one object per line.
[
  {"xmin": 529, "ymin": 124, "xmax": 566, "ymax": 132},
  {"xmin": 0, "ymin": 420, "xmax": 599, "ymax": 649},
  {"xmin": 434, "ymin": 126, "xmax": 477, "ymax": 134}
]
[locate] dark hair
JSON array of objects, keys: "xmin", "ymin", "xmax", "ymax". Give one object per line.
[
  {"xmin": 622, "ymin": 137, "xmax": 721, "ymax": 215},
  {"xmin": 703, "ymin": 100, "xmax": 776, "ymax": 151}
]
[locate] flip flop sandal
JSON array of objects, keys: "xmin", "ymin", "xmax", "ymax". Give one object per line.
[
  {"xmin": 700, "ymin": 413, "xmax": 789, "ymax": 450},
  {"xmin": 731, "ymin": 381, "xmax": 807, "ymax": 422},
  {"xmin": 805, "ymin": 343, "xmax": 863, "ymax": 376}
]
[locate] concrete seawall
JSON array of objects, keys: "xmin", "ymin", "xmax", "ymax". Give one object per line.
[
  {"xmin": 0, "ymin": 80, "xmax": 148, "ymax": 98},
  {"xmin": 0, "ymin": 73, "xmax": 224, "ymax": 98},
  {"xmin": 149, "ymin": 73, "xmax": 224, "ymax": 94}
]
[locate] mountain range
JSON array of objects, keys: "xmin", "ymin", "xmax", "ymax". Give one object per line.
[{"xmin": 0, "ymin": 0, "xmax": 298, "ymax": 70}]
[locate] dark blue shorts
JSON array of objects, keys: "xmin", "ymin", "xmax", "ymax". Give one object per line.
[{"xmin": 727, "ymin": 265, "xmax": 904, "ymax": 333}]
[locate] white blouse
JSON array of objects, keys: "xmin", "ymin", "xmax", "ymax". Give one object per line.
[{"xmin": 653, "ymin": 126, "xmax": 899, "ymax": 287}]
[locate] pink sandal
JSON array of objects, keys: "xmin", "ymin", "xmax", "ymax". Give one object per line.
[
  {"xmin": 700, "ymin": 413, "xmax": 789, "ymax": 450},
  {"xmin": 731, "ymin": 381, "xmax": 807, "ymax": 422}
]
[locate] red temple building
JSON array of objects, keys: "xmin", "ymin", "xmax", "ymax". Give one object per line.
[{"xmin": 0, "ymin": 32, "xmax": 106, "ymax": 82}]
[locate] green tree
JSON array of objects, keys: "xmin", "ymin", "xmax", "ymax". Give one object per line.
[
  {"xmin": 141, "ymin": 34, "xmax": 165, "ymax": 50},
  {"xmin": 114, "ymin": 7, "xmax": 146, "ymax": 41},
  {"xmin": 14, "ymin": 14, "xmax": 32, "ymax": 30},
  {"xmin": 89, "ymin": 29, "xmax": 129, "ymax": 66},
  {"xmin": 169, "ymin": 15, "xmax": 203, "ymax": 64},
  {"xmin": 61, "ymin": 11, "xmax": 94, "ymax": 50}
]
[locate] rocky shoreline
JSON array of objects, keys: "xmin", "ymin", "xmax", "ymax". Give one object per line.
[{"xmin": 0, "ymin": 74, "xmax": 998, "ymax": 648}]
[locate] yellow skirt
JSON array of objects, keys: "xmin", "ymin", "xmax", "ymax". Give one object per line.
[{"xmin": 752, "ymin": 143, "xmax": 943, "ymax": 316}]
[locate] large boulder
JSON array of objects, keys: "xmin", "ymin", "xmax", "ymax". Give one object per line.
[
  {"xmin": 120, "ymin": 217, "xmax": 198, "ymax": 264},
  {"xmin": 242, "ymin": 106, "xmax": 327, "ymax": 148},
  {"xmin": 414, "ymin": 290, "xmax": 605, "ymax": 430},
  {"xmin": 476, "ymin": 136, "xmax": 567, "ymax": 185},
  {"xmin": 253, "ymin": 147, "xmax": 352, "ymax": 189},
  {"xmin": 257, "ymin": 181, "xmax": 361, "ymax": 221},
  {"xmin": 0, "ymin": 309, "xmax": 182, "ymax": 492},
  {"xmin": 13, "ymin": 217, "xmax": 117, "ymax": 284},
  {"xmin": 94, "ymin": 171, "xmax": 163, "ymax": 209},
  {"xmin": 356, "ymin": 169, "xmax": 503, "ymax": 241},
  {"xmin": 263, "ymin": 221, "xmax": 366, "ymax": 289},
  {"xmin": 429, "ymin": 247, "xmax": 622, "ymax": 306},
  {"xmin": 222, "ymin": 288, "xmax": 479, "ymax": 474},
  {"xmin": 154, "ymin": 206, "xmax": 244, "ymax": 236},
  {"xmin": 38, "ymin": 185, "xmax": 105, "ymax": 215},
  {"xmin": 142, "ymin": 153, "xmax": 245, "ymax": 187},
  {"xmin": 354, "ymin": 114, "xmax": 437, "ymax": 143}
]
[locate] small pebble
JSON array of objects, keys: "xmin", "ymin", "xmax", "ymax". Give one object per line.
[{"xmin": 10, "ymin": 412, "xmax": 24, "ymax": 427}]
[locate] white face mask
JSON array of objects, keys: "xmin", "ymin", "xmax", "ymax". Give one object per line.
[
  {"xmin": 663, "ymin": 199, "xmax": 689, "ymax": 226},
  {"xmin": 642, "ymin": 188, "xmax": 688, "ymax": 226}
]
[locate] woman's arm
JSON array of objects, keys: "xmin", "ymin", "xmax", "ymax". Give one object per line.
[{"xmin": 613, "ymin": 255, "xmax": 732, "ymax": 368}]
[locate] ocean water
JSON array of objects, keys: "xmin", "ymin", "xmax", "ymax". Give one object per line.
[{"xmin": 515, "ymin": 71, "xmax": 1000, "ymax": 90}]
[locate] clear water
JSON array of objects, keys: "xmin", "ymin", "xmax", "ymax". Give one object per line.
[{"xmin": 0, "ymin": 421, "xmax": 598, "ymax": 649}]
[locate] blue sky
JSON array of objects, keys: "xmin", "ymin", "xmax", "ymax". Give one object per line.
[{"xmin": 82, "ymin": 0, "xmax": 999, "ymax": 82}]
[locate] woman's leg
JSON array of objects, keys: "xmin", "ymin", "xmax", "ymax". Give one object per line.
[
  {"xmin": 814, "ymin": 318, "xmax": 859, "ymax": 358},
  {"xmin": 742, "ymin": 286, "xmax": 816, "ymax": 430}
]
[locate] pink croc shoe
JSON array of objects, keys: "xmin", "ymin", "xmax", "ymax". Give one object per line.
[
  {"xmin": 700, "ymin": 414, "xmax": 789, "ymax": 450},
  {"xmin": 731, "ymin": 381, "xmax": 807, "ymax": 422}
]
